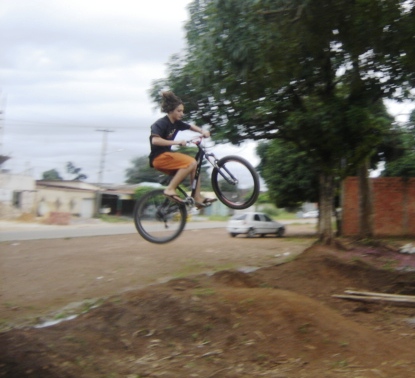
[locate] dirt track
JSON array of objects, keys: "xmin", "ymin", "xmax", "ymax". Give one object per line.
[
  {"xmin": 0, "ymin": 222, "xmax": 315, "ymax": 328},
  {"xmin": 3, "ymin": 223, "xmax": 415, "ymax": 377}
]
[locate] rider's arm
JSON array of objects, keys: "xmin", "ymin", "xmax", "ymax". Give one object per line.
[
  {"xmin": 151, "ymin": 135, "xmax": 186, "ymax": 147},
  {"xmin": 190, "ymin": 124, "xmax": 210, "ymax": 138}
]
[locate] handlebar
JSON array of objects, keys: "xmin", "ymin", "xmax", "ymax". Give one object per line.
[
  {"xmin": 185, "ymin": 136, "xmax": 215, "ymax": 150},
  {"xmin": 186, "ymin": 136, "xmax": 203, "ymax": 146}
]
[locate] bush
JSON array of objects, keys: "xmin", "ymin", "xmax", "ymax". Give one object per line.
[
  {"xmin": 134, "ymin": 186, "xmax": 157, "ymax": 200},
  {"xmin": 262, "ymin": 207, "xmax": 280, "ymax": 217}
]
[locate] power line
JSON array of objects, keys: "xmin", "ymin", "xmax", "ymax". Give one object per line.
[{"xmin": 3, "ymin": 117, "xmax": 149, "ymax": 130}]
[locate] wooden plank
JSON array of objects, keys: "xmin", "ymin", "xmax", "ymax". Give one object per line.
[
  {"xmin": 344, "ymin": 290, "xmax": 415, "ymax": 300},
  {"xmin": 333, "ymin": 294, "xmax": 415, "ymax": 306}
]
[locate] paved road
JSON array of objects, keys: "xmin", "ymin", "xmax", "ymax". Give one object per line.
[
  {"xmin": 0, "ymin": 219, "xmax": 316, "ymax": 242},
  {"xmin": 0, "ymin": 220, "xmax": 219, "ymax": 242}
]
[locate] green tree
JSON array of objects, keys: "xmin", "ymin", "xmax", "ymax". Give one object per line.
[
  {"xmin": 42, "ymin": 168, "xmax": 63, "ymax": 181},
  {"xmin": 382, "ymin": 110, "xmax": 415, "ymax": 178},
  {"xmin": 150, "ymin": 0, "xmax": 415, "ymax": 243},
  {"xmin": 66, "ymin": 162, "xmax": 87, "ymax": 181},
  {"xmin": 257, "ymin": 140, "xmax": 319, "ymax": 208},
  {"xmin": 125, "ymin": 156, "xmax": 162, "ymax": 184},
  {"xmin": 133, "ymin": 186, "xmax": 157, "ymax": 200},
  {"xmin": 256, "ymin": 192, "xmax": 271, "ymax": 204}
]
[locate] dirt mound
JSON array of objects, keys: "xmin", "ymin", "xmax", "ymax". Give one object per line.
[{"xmin": 2, "ymin": 245, "xmax": 415, "ymax": 377}]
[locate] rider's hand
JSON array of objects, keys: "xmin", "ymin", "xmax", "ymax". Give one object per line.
[
  {"xmin": 176, "ymin": 140, "xmax": 186, "ymax": 146},
  {"xmin": 201, "ymin": 130, "xmax": 210, "ymax": 138}
]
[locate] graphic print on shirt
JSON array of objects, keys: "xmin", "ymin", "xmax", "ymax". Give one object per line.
[{"xmin": 167, "ymin": 127, "xmax": 176, "ymax": 140}]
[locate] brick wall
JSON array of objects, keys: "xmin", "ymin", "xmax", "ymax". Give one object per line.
[{"xmin": 342, "ymin": 177, "xmax": 415, "ymax": 236}]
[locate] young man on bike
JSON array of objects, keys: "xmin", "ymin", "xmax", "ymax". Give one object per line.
[{"xmin": 149, "ymin": 91, "xmax": 216, "ymax": 209}]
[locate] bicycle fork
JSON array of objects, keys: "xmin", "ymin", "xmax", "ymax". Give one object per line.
[{"xmin": 206, "ymin": 153, "xmax": 239, "ymax": 186}]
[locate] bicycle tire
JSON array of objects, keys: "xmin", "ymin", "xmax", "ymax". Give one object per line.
[
  {"xmin": 133, "ymin": 189, "xmax": 187, "ymax": 244},
  {"xmin": 211, "ymin": 155, "xmax": 260, "ymax": 209}
]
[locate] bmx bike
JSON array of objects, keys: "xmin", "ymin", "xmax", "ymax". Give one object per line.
[{"xmin": 133, "ymin": 137, "xmax": 260, "ymax": 244}]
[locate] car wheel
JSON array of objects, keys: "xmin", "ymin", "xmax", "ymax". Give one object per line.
[
  {"xmin": 230, "ymin": 233, "xmax": 237, "ymax": 237},
  {"xmin": 276, "ymin": 228, "xmax": 285, "ymax": 237},
  {"xmin": 247, "ymin": 228, "xmax": 256, "ymax": 238}
]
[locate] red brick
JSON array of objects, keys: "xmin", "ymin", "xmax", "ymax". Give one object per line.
[{"xmin": 342, "ymin": 177, "xmax": 415, "ymax": 237}]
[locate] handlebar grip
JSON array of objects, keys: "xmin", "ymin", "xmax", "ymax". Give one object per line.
[{"xmin": 187, "ymin": 136, "xmax": 203, "ymax": 146}]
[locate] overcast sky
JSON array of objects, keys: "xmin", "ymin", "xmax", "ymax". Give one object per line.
[
  {"xmin": 0, "ymin": 0, "xmax": 258, "ymax": 184},
  {"xmin": 1, "ymin": 1, "xmax": 413, "ymax": 184}
]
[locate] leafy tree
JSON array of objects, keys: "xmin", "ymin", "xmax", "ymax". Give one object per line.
[
  {"xmin": 257, "ymin": 140, "xmax": 319, "ymax": 208},
  {"xmin": 256, "ymin": 192, "xmax": 271, "ymax": 204},
  {"xmin": 66, "ymin": 162, "xmax": 87, "ymax": 181},
  {"xmin": 133, "ymin": 186, "xmax": 157, "ymax": 200},
  {"xmin": 150, "ymin": 0, "xmax": 415, "ymax": 243},
  {"xmin": 125, "ymin": 156, "xmax": 162, "ymax": 184},
  {"xmin": 382, "ymin": 110, "xmax": 415, "ymax": 177},
  {"xmin": 42, "ymin": 168, "xmax": 63, "ymax": 181}
]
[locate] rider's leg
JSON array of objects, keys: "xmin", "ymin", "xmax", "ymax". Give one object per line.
[
  {"xmin": 192, "ymin": 171, "xmax": 204, "ymax": 203},
  {"xmin": 153, "ymin": 152, "xmax": 196, "ymax": 197},
  {"xmin": 153, "ymin": 152, "xmax": 215, "ymax": 204},
  {"xmin": 191, "ymin": 169, "xmax": 217, "ymax": 206},
  {"xmin": 164, "ymin": 161, "xmax": 196, "ymax": 196}
]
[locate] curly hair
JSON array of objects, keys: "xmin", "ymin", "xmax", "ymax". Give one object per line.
[{"xmin": 160, "ymin": 91, "xmax": 183, "ymax": 113}]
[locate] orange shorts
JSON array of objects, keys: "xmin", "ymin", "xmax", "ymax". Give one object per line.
[{"xmin": 152, "ymin": 152, "xmax": 195, "ymax": 175}]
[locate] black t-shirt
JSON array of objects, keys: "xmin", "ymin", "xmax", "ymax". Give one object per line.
[{"xmin": 148, "ymin": 115, "xmax": 191, "ymax": 166}]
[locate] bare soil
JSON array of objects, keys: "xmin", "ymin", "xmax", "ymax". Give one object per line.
[{"xmin": 2, "ymin": 224, "xmax": 415, "ymax": 377}]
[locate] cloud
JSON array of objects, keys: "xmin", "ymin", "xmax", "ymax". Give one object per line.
[
  {"xmin": 0, "ymin": 0, "xmax": 192, "ymax": 183},
  {"xmin": 1, "ymin": 0, "xmax": 189, "ymax": 67},
  {"xmin": 1, "ymin": 0, "xmax": 412, "ymax": 186}
]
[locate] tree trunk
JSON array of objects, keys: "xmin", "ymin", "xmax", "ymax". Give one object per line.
[
  {"xmin": 358, "ymin": 158, "xmax": 373, "ymax": 238},
  {"xmin": 318, "ymin": 172, "xmax": 335, "ymax": 244}
]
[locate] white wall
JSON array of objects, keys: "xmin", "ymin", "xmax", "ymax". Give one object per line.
[{"xmin": 0, "ymin": 173, "xmax": 36, "ymax": 218}]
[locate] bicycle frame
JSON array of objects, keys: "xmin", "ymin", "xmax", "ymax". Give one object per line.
[{"xmin": 174, "ymin": 138, "xmax": 239, "ymax": 206}]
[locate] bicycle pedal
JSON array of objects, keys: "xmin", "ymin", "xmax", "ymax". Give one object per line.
[{"xmin": 184, "ymin": 197, "xmax": 195, "ymax": 207}]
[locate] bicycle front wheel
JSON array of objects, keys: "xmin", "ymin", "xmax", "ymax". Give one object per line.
[
  {"xmin": 211, "ymin": 155, "xmax": 260, "ymax": 209},
  {"xmin": 133, "ymin": 189, "xmax": 187, "ymax": 244}
]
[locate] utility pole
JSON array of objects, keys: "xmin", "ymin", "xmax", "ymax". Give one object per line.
[
  {"xmin": 95, "ymin": 129, "xmax": 114, "ymax": 217},
  {"xmin": 0, "ymin": 93, "xmax": 4, "ymax": 155},
  {"xmin": 0, "ymin": 95, "xmax": 10, "ymax": 168}
]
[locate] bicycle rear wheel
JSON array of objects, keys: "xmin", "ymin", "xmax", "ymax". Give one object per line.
[
  {"xmin": 133, "ymin": 189, "xmax": 187, "ymax": 244},
  {"xmin": 211, "ymin": 155, "xmax": 260, "ymax": 209}
]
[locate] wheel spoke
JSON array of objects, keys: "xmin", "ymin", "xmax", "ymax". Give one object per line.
[
  {"xmin": 212, "ymin": 156, "xmax": 259, "ymax": 209},
  {"xmin": 134, "ymin": 190, "xmax": 187, "ymax": 243}
]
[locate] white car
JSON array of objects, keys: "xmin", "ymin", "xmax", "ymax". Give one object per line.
[
  {"xmin": 302, "ymin": 210, "xmax": 319, "ymax": 218},
  {"xmin": 227, "ymin": 212, "xmax": 285, "ymax": 238}
]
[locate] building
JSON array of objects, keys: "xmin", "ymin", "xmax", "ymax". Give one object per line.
[
  {"xmin": 36, "ymin": 180, "xmax": 99, "ymax": 218},
  {"xmin": 0, "ymin": 171, "xmax": 36, "ymax": 218}
]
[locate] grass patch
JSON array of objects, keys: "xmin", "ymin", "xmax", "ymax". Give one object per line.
[
  {"xmin": 173, "ymin": 261, "xmax": 209, "ymax": 277},
  {"xmin": 211, "ymin": 263, "xmax": 236, "ymax": 271},
  {"xmin": 207, "ymin": 215, "xmax": 229, "ymax": 221},
  {"xmin": 194, "ymin": 288, "xmax": 216, "ymax": 297},
  {"xmin": 381, "ymin": 259, "xmax": 398, "ymax": 270},
  {"xmin": 273, "ymin": 211, "xmax": 299, "ymax": 220}
]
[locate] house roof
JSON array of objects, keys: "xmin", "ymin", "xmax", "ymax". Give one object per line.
[{"xmin": 36, "ymin": 180, "xmax": 99, "ymax": 191}]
